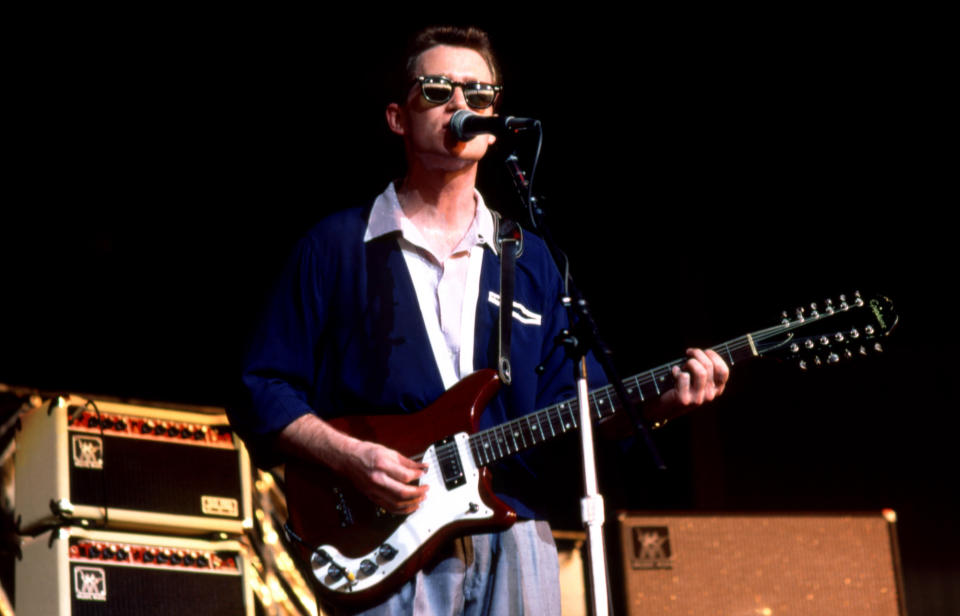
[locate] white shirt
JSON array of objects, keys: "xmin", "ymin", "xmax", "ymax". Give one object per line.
[{"xmin": 363, "ymin": 182, "xmax": 497, "ymax": 389}]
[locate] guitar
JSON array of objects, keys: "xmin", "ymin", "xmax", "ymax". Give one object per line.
[{"xmin": 283, "ymin": 292, "xmax": 897, "ymax": 608}]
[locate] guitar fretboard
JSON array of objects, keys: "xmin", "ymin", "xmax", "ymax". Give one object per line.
[{"xmin": 466, "ymin": 335, "xmax": 758, "ymax": 468}]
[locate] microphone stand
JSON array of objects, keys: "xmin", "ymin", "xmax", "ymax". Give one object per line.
[{"xmin": 504, "ymin": 139, "xmax": 665, "ymax": 616}]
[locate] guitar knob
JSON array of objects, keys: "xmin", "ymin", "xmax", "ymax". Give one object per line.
[
  {"xmin": 834, "ymin": 333, "xmax": 844, "ymax": 342},
  {"xmin": 311, "ymin": 549, "xmax": 331, "ymax": 568},
  {"xmin": 828, "ymin": 353, "xmax": 840, "ymax": 364},
  {"xmin": 789, "ymin": 343, "xmax": 799, "ymax": 353},
  {"xmin": 804, "ymin": 339, "xmax": 815, "ymax": 350},
  {"xmin": 849, "ymin": 328, "xmax": 860, "ymax": 339},
  {"xmin": 378, "ymin": 543, "xmax": 398, "ymax": 561},
  {"xmin": 359, "ymin": 559, "xmax": 378, "ymax": 576},
  {"xmin": 874, "ymin": 343, "xmax": 883, "ymax": 353},
  {"xmin": 468, "ymin": 502, "xmax": 480, "ymax": 513},
  {"xmin": 327, "ymin": 563, "xmax": 345, "ymax": 582},
  {"xmin": 799, "ymin": 360, "xmax": 807, "ymax": 371},
  {"xmin": 865, "ymin": 325, "xmax": 875, "ymax": 335},
  {"xmin": 819, "ymin": 336, "xmax": 830, "ymax": 346}
]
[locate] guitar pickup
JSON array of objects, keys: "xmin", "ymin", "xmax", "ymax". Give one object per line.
[{"xmin": 433, "ymin": 436, "xmax": 467, "ymax": 490}]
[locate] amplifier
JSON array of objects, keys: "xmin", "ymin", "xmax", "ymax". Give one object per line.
[
  {"xmin": 15, "ymin": 395, "xmax": 252, "ymax": 536},
  {"xmin": 616, "ymin": 511, "xmax": 907, "ymax": 616},
  {"xmin": 16, "ymin": 527, "xmax": 253, "ymax": 616}
]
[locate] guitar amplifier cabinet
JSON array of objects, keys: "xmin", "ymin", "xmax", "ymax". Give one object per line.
[
  {"xmin": 15, "ymin": 396, "xmax": 252, "ymax": 536},
  {"xmin": 615, "ymin": 510, "xmax": 907, "ymax": 616},
  {"xmin": 16, "ymin": 527, "xmax": 253, "ymax": 616}
]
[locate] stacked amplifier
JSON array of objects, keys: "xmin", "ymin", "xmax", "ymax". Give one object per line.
[{"xmin": 14, "ymin": 395, "xmax": 258, "ymax": 616}]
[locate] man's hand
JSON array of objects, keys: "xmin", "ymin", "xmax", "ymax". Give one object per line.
[
  {"xmin": 659, "ymin": 348, "xmax": 730, "ymax": 407},
  {"xmin": 335, "ymin": 438, "xmax": 429, "ymax": 515},
  {"xmin": 277, "ymin": 414, "xmax": 428, "ymax": 514}
]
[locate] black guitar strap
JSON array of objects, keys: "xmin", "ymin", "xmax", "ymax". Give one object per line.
[{"xmin": 493, "ymin": 212, "xmax": 523, "ymax": 386}]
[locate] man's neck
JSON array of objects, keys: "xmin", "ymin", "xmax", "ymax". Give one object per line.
[{"xmin": 396, "ymin": 162, "xmax": 479, "ymax": 259}]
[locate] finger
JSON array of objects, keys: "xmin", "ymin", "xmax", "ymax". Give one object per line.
[
  {"xmin": 368, "ymin": 474, "xmax": 429, "ymax": 513},
  {"xmin": 704, "ymin": 349, "xmax": 730, "ymax": 393},
  {"xmin": 671, "ymin": 365, "xmax": 692, "ymax": 405},
  {"xmin": 685, "ymin": 352, "xmax": 710, "ymax": 404},
  {"xmin": 396, "ymin": 453, "xmax": 429, "ymax": 472}
]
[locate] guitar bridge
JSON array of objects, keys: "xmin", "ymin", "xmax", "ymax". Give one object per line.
[{"xmin": 433, "ymin": 436, "xmax": 466, "ymax": 490}]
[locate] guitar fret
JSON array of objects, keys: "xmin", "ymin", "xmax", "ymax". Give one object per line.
[
  {"xmin": 723, "ymin": 342, "xmax": 734, "ymax": 366},
  {"xmin": 516, "ymin": 422, "xmax": 528, "ymax": 448},
  {"xmin": 544, "ymin": 408, "xmax": 557, "ymax": 437},
  {"xmin": 652, "ymin": 370, "xmax": 661, "ymax": 396},
  {"xmin": 497, "ymin": 426, "xmax": 509, "ymax": 456},
  {"xmin": 634, "ymin": 375, "xmax": 644, "ymax": 401},
  {"xmin": 527, "ymin": 417, "xmax": 539, "ymax": 444},
  {"xmin": 508, "ymin": 423, "xmax": 520, "ymax": 451}
]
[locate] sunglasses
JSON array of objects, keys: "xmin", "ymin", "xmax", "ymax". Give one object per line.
[{"xmin": 414, "ymin": 75, "xmax": 502, "ymax": 110}]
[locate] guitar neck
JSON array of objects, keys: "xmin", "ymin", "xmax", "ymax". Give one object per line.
[{"xmin": 467, "ymin": 333, "xmax": 759, "ymax": 468}]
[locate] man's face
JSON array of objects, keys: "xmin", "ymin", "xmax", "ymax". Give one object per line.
[{"xmin": 388, "ymin": 45, "xmax": 498, "ymax": 170}]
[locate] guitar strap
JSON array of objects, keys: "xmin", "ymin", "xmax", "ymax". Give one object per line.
[{"xmin": 493, "ymin": 212, "xmax": 523, "ymax": 386}]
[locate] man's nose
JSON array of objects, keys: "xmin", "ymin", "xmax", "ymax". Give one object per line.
[{"xmin": 447, "ymin": 85, "xmax": 469, "ymax": 109}]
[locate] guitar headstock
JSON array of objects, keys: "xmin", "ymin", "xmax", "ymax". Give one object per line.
[{"xmin": 752, "ymin": 292, "xmax": 898, "ymax": 369}]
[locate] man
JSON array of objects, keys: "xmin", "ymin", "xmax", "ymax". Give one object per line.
[{"xmin": 232, "ymin": 26, "xmax": 728, "ymax": 615}]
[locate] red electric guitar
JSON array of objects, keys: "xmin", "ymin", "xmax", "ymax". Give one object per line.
[{"xmin": 283, "ymin": 292, "xmax": 897, "ymax": 608}]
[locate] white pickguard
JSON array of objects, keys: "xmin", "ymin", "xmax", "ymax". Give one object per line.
[{"xmin": 310, "ymin": 432, "xmax": 494, "ymax": 595}]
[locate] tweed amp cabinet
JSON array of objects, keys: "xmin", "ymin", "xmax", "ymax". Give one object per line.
[
  {"xmin": 16, "ymin": 527, "xmax": 252, "ymax": 615},
  {"xmin": 616, "ymin": 510, "xmax": 906, "ymax": 616},
  {"xmin": 15, "ymin": 395, "xmax": 252, "ymax": 536}
]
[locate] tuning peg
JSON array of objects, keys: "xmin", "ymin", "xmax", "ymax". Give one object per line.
[
  {"xmin": 781, "ymin": 311, "xmax": 790, "ymax": 326},
  {"xmin": 825, "ymin": 298, "xmax": 835, "ymax": 314},
  {"xmin": 854, "ymin": 290, "xmax": 864, "ymax": 307},
  {"xmin": 795, "ymin": 307, "xmax": 805, "ymax": 322},
  {"xmin": 839, "ymin": 294, "xmax": 849, "ymax": 310},
  {"xmin": 810, "ymin": 302, "xmax": 820, "ymax": 317}
]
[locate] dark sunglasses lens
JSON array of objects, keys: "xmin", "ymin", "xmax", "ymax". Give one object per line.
[
  {"xmin": 421, "ymin": 79, "xmax": 453, "ymax": 103},
  {"xmin": 464, "ymin": 87, "xmax": 497, "ymax": 109}
]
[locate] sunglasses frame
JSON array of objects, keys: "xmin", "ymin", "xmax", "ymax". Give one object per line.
[{"xmin": 413, "ymin": 75, "xmax": 502, "ymax": 110}]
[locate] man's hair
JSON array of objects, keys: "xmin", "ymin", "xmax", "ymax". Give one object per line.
[{"xmin": 391, "ymin": 26, "xmax": 502, "ymax": 104}]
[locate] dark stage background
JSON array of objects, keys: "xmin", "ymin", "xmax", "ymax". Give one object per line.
[{"xmin": 3, "ymin": 13, "xmax": 954, "ymax": 615}]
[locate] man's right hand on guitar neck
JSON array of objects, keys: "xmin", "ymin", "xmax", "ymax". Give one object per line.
[{"xmin": 277, "ymin": 413, "xmax": 429, "ymax": 514}]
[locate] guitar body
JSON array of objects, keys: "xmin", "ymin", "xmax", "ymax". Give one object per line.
[{"xmin": 284, "ymin": 369, "xmax": 517, "ymax": 608}]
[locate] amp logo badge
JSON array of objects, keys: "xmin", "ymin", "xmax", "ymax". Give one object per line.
[
  {"xmin": 72, "ymin": 435, "xmax": 104, "ymax": 470},
  {"xmin": 74, "ymin": 566, "xmax": 107, "ymax": 601},
  {"xmin": 630, "ymin": 526, "xmax": 672, "ymax": 570}
]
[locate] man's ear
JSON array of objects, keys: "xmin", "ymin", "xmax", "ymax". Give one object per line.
[{"xmin": 385, "ymin": 103, "xmax": 405, "ymax": 136}]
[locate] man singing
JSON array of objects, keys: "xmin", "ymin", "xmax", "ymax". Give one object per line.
[{"xmin": 232, "ymin": 25, "xmax": 729, "ymax": 615}]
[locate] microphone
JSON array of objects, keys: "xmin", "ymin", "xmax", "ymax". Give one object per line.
[{"xmin": 449, "ymin": 110, "xmax": 538, "ymax": 142}]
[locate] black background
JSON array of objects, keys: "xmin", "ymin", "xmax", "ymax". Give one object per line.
[{"xmin": 3, "ymin": 11, "xmax": 955, "ymax": 614}]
